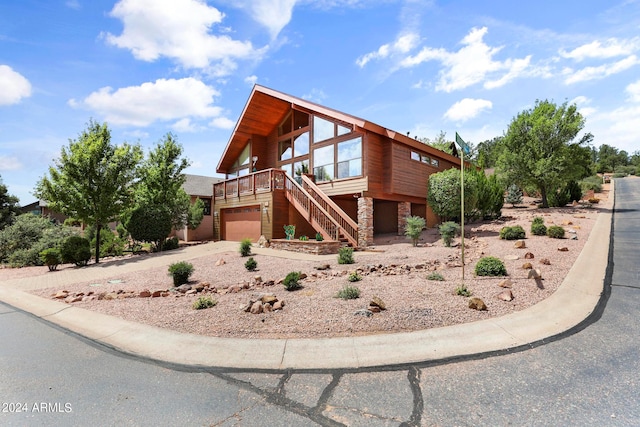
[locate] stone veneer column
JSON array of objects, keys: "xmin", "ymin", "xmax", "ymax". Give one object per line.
[
  {"xmin": 357, "ymin": 197, "xmax": 374, "ymax": 248},
  {"xmin": 397, "ymin": 202, "xmax": 411, "ymax": 235}
]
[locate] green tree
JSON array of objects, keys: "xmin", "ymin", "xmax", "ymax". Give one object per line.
[
  {"xmin": 427, "ymin": 168, "xmax": 478, "ymax": 221},
  {"xmin": 0, "ymin": 176, "xmax": 20, "ymax": 230},
  {"xmin": 125, "ymin": 204, "xmax": 173, "ymax": 251},
  {"xmin": 475, "ymin": 136, "xmax": 504, "ymax": 168},
  {"xmin": 187, "ymin": 198, "xmax": 205, "ymax": 230},
  {"xmin": 497, "ymin": 100, "xmax": 593, "ymax": 208},
  {"xmin": 34, "ymin": 119, "xmax": 142, "ymax": 263}
]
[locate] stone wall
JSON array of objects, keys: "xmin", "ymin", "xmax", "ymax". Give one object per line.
[
  {"xmin": 269, "ymin": 239, "xmax": 342, "ymax": 255},
  {"xmin": 397, "ymin": 202, "xmax": 411, "ymax": 235},
  {"xmin": 357, "ymin": 197, "xmax": 374, "ymax": 247}
]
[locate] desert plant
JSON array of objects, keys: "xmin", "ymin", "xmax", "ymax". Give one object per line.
[
  {"xmin": 532, "ymin": 216, "xmax": 544, "ymax": 225},
  {"xmin": 168, "ymin": 261, "xmax": 194, "ymax": 286},
  {"xmin": 40, "ymin": 248, "xmax": 62, "ymax": 271},
  {"xmin": 475, "ymin": 256, "xmax": 507, "ymax": 276},
  {"xmin": 60, "ymin": 235, "xmax": 92, "ymax": 267},
  {"xmin": 579, "ymin": 175, "xmax": 603, "ymax": 194},
  {"xmin": 404, "ymin": 215, "xmax": 426, "ymax": 247},
  {"xmin": 439, "ymin": 221, "xmax": 460, "ymax": 247},
  {"xmin": 192, "ymin": 296, "xmax": 217, "ymax": 310},
  {"xmin": 315, "ymin": 232, "xmax": 324, "ymax": 241},
  {"xmin": 245, "ymin": 257, "xmax": 257, "ymax": 271},
  {"xmin": 284, "ymin": 224, "xmax": 295, "ymax": 240},
  {"xmin": 239, "ymin": 238, "xmax": 252, "ymax": 257},
  {"xmin": 426, "ymin": 271, "xmax": 445, "ymax": 281},
  {"xmin": 566, "ymin": 180, "xmax": 583, "ymax": 203},
  {"xmin": 499, "ymin": 225, "xmax": 526, "ymax": 240},
  {"xmin": 588, "ymin": 197, "xmax": 600, "ymax": 204},
  {"xmin": 548, "ymin": 185, "xmax": 572, "ymax": 207},
  {"xmin": 472, "ymin": 169, "xmax": 504, "ymax": 219},
  {"xmin": 335, "ymin": 285, "xmax": 361, "ymax": 300},
  {"xmin": 505, "ymin": 184, "xmax": 523, "ymax": 207},
  {"xmin": 455, "ymin": 284, "xmax": 472, "ymax": 297},
  {"xmin": 283, "ymin": 271, "xmax": 302, "ymax": 291},
  {"xmin": 547, "ymin": 225, "xmax": 566, "ymax": 239},
  {"xmin": 299, "ymin": 235, "xmax": 309, "ymax": 241},
  {"xmin": 347, "ymin": 271, "xmax": 362, "ymax": 282},
  {"xmin": 531, "ymin": 222, "xmax": 548, "ymax": 236},
  {"xmin": 338, "ymin": 247, "xmax": 355, "ymax": 264}
]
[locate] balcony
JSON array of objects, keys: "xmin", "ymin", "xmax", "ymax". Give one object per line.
[{"xmin": 214, "ymin": 169, "xmax": 285, "ymax": 200}]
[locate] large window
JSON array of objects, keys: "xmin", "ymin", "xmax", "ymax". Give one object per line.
[
  {"xmin": 313, "ymin": 116, "xmax": 352, "ymax": 143},
  {"xmin": 201, "ymin": 198, "xmax": 211, "ymax": 216},
  {"xmin": 337, "ymin": 137, "xmax": 362, "ymax": 179},
  {"xmin": 313, "ymin": 145, "xmax": 334, "ymax": 182},
  {"xmin": 229, "ymin": 144, "xmax": 251, "ymax": 177}
]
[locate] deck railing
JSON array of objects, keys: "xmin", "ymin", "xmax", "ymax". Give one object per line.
[{"xmin": 214, "ymin": 169, "xmax": 284, "ymax": 200}]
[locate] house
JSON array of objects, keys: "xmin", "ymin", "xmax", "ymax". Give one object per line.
[
  {"xmin": 213, "ymin": 85, "xmax": 465, "ymax": 247},
  {"xmin": 173, "ymin": 174, "xmax": 221, "ymax": 242}
]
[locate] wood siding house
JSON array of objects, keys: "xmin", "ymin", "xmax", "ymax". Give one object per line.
[
  {"xmin": 213, "ymin": 85, "xmax": 464, "ymax": 247},
  {"xmin": 172, "ymin": 174, "xmax": 221, "ymax": 242}
]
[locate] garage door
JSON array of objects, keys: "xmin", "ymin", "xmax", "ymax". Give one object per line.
[{"xmin": 221, "ymin": 206, "xmax": 261, "ymax": 242}]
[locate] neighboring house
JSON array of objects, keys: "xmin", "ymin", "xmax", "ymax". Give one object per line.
[
  {"xmin": 173, "ymin": 174, "xmax": 221, "ymax": 242},
  {"xmin": 213, "ymin": 85, "xmax": 465, "ymax": 247}
]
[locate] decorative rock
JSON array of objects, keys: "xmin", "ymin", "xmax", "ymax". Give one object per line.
[
  {"xmin": 497, "ymin": 289, "xmax": 514, "ymax": 301},
  {"xmin": 257, "ymin": 235, "xmax": 268, "ymax": 248},
  {"xmin": 263, "ymin": 303, "xmax": 272, "ymax": 312},
  {"xmin": 315, "ymin": 264, "xmax": 331, "ymax": 270},
  {"xmin": 354, "ymin": 309, "xmax": 373, "ymax": 317},
  {"xmin": 193, "ymin": 283, "xmax": 205, "ymax": 292},
  {"xmin": 229, "ymin": 285, "xmax": 242, "ymax": 293},
  {"xmin": 558, "ymin": 247, "xmax": 569, "ymax": 252},
  {"xmin": 571, "ymin": 235, "xmax": 578, "ymax": 240},
  {"xmin": 253, "ymin": 275, "xmax": 262, "ymax": 284},
  {"xmin": 242, "ymin": 301, "xmax": 254, "ymax": 312},
  {"xmin": 514, "ymin": 240, "xmax": 526, "ymax": 249},
  {"xmin": 539, "ymin": 258, "xmax": 551, "ymax": 265},
  {"xmin": 273, "ymin": 300, "xmax": 284, "ymax": 310},
  {"xmin": 54, "ymin": 290, "xmax": 69, "ymax": 299},
  {"xmin": 498, "ymin": 278, "xmax": 513, "ymax": 288},
  {"xmin": 261, "ymin": 294, "xmax": 278, "ymax": 304},
  {"xmin": 524, "ymin": 252, "xmax": 534, "ymax": 259},
  {"xmin": 528, "ymin": 269, "xmax": 542, "ymax": 280},
  {"xmin": 369, "ymin": 306, "xmax": 381, "ymax": 313},
  {"xmin": 139, "ymin": 290, "xmax": 151, "ymax": 298},
  {"xmin": 185, "ymin": 289, "xmax": 197, "ymax": 295},
  {"xmin": 250, "ymin": 300, "xmax": 263, "ymax": 314},
  {"xmin": 215, "ymin": 258, "xmax": 226, "ymax": 266},
  {"xmin": 468, "ymin": 297, "xmax": 487, "ymax": 311},
  {"xmin": 504, "ymin": 255, "xmax": 519, "ymax": 261},
  {"xmin": 522, "ymin": 262, "xmax": 533, "ymax": 269},
  {"xmin": 370, "ymin": 296, "xmax": 386, "ymax": 310},
  {"xmin": 151, "ymin": 290, "xmax": 163, "ymax": 297},
  {"xmin": 176, "ymin": 284, "xmax": 191, "ymax": 293}
]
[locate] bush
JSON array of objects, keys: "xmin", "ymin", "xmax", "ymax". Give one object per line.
[
  {"xmin": 61, "ymin": 235, "xmax": 92, "ymax": 266},
  {"xmin": 338, "ymin": 247, "xmax": 354, "ymax": 264},
  {"xmin": 439, "ymin": 221, "xmax": 460, "ymax": 247},
  {"xmin": 315, "ymin": 232, "xmax": 324, "ymax": 241},
  {"xmin": 579, "ymin": 176, "xmax": 602, "ymax": 194},
  {"xmin": 547, "ymin": 225, "xmax": 565, "ymax": 239},
  {"xmin": 93, "ymin": 228, "xmax": 125, "ymax": 257},
  {"xmin": 548, "ymin": 184, "xmax": 571, "ymax": 207},
  {"xmin": 40, "ymin": 248, "xmax": 61, "ymax": 271},
  {"xmin": 283, "ymin": 271, "xmax": 302, "ymax": 291},
  {"xmin": 455, "ymin": 284, "xmax": 472, "ymax": 297},
  {"xmin": 426, "ymin": 271, "xmax": 445, "ymax": 281},
  {"xmin": 299, "ymin": 235, "xmax": 309, "ymax": 241},
  {"xmin": 244, "ymin": 257, "xmax": 257, "ymax": 271},
  {"xmin": 192, "ymin": 296, "xmax": 217, "ymax": 310},
  {"xmin": 499, "ymin": 225, "xmax": 526, "ymax": 240},
  {"xmin": 613, "ymin": 172, "xmax": 627, "ymax": 178},
  {"xmin": 335, "ymin": 285, "xmax": 361, "ymax": 299},
  {"xmin": 239, "ymin": 238, "xmax": 252, "ymax": 257},
  {"xmin": 475, "ymin": 256, "xmax": 507, "ymax": 276},
  {"xmin": 505, "ymin": 184, "xmax": 523, "ymax": 207},
  {"xmin": 566, "ymin": 180, "xmax": 582, "ymax": 203},
  {"xmin": 589, "ymin": 197, "xmax": 600, "ymax": 204},
  {"xmin": 168, "ymin": 261, "xmax": 194, "ymax": 286},
  {"xmin": 63, "ymin": 217, "xmax": 82, "ymax": 227},
  {"xmin": 473, "ymin": 170, "xmax": 504, "ymax": 219},
  {"xmin": 162, "ymin": 236, "xmax": 180, "ymax": 251},
  {"xmin": 532, "ymin": 216, "xmax": 544, "ymax": 225},
  {"xmin": 347, "ymin": 271, "xmax": 362, "ymax": 282},
  {"xmin": 427, "ymin": 168, "xmax": 478, "ymax": 221},
  {"xmin": 531, "ymin": 222, "xmax": 547, "ymax": 236},
  {"xmin": 284, "ymin": 224, "xmax": 295, "ymax": 240},
  {"xmin": 125, "ymin": 204, "xmax": 173, "ymax": 251},
  {"xmin": 404, "ymin": 215, "xmax": 426, "ymax": 247},
  {"xmin": 0, "ymin": 214, "xmax": 54, "ymax": 263}
]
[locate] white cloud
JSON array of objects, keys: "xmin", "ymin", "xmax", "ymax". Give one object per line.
[
  {"xmin": 626, "ymin": 79, "xmax": 640, "ymax": 102},
  {"xmin": 444, "ymin": 98, "xmax": 492, "ymax": 122},
  {"xmin": 244, "ymin": 75, "xmax": 258, "ymax": 86},
  {"xmin": 302, "ymin": 88, "xmax": 327, "ymax": 104},
  {"xmin": 356, "ymin": 33, "xmax": 419, "ymax": 67},
  {"xmin": 589, "ymin": 104, "xmax": 640, "ymax": 153},
  {"xmin": 104, "ymin": 0, "xmax": 259, "ymax": 74},
  {"xmin": 564, "ymin": 55, "xmax": 640, "ymax": 84},
  {"xmin": 210, "ymin": 117, "xmax": 235, "ymax": 129},
  {"xmin": 233, "ymin": 0, "xmax": 298, "ymax": 39},
  {"xmin": 559, "ymin": 37, "xmax": 640, "ymax": 61},
  {"xmin": 570, "ymin": 96, "xmax": 596, "ymax": 117},
  {"xmin": 65, "ymin": 0, "xmax": 81, "ymax": 10},
  {"xmin": 0, "ymin": 155, "xmax": 22, "ymax": 171},
  {"xmin": 0, "ymin": 65, "xmax": 32, "ymax": 106},
  {"xmin": 172, "ymin": 118, "xmax": 198, "ymax": 133},
  {"xmin": 400, "ymin": 27, "xmax": 531, "ymax": 92},
  {"xmin": 69, "ymin": 78, "xmax": 224, "ymax": 127}
]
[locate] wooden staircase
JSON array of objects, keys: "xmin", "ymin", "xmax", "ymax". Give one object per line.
[{"xmin": 283, "ymin": 174, "xmax": 359, "ymax": 247}]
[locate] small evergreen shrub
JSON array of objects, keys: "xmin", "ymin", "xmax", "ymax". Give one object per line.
[
  {"xmin": 566, "ymin": 180, "xmax": 582, "ymax": 203},
  {"xmin": 168, "ymin": 261, "xmax": 194, "ymax": 286},
  {"xmin": 284, "ymin": 224, "xmax": 295, "ymax": 240},
  {"xmin": 547, "ymin": 225, "xmax": 565, "ymax": 239},
  {"xmin": 505, "ymin": 184, "xmax": 523, "ymax": 207},
  {"xmin": 192, "ymin": 296, "xmax": 217, "ymax": 310},
  {"xmin": 475, "ymin": 256, "xmax": 507, "ymax": 276},
  {"xmin": 61, "ymin": 235, "xmax": 92, "ymax": 266},
  {"xmin": 244, "ymin": 257, "xmax": 257, "ymax": 271},
  {"xmin": 548, "ymin": 186, "xmax": 571, "ymax": 207},
  {"xmin": 404, "ymin": 215, "xmax": 426, "ymax": 247},
  {"xmin": 283, "ymin": 271, "xmax": 302, "ymax": 291},
  {"xmin": 347, "ymin": 272, "xmax": 362, "ymax": 282},
  {"xmin": 162, "ymin": 236, "xmax": 180, "ymax": 251},
  {"xmin": 239, "ymin": 238, "xmax": 252, "ymax": 257},
  {"xmin": 336, "ymin": 285, "xmax": 361, "ymax": 300},
  {"xmin": 439, "ymin": 221, "xmax": 460, "ymax": 247},
  {"xmin": 532, "ymin": 216, "xmax": 544, "ymax": 225},
  {"xmin": 531, "ymin": 222, "xmax": 547, "ymax": 236},
  {"xmin": 40, "ymin": 248, "xmax": 62, "ymax": 271},
  {"xmin": 426, "ymin": 271, "xmax": 445, "ymax": 281},
  {"xmin": 499, "ymin": 225, "xmax": 526, "ymax": 240},
  {"xmin": 455, "ymin": 284, "xmax": 472, "ymax": 297},
  {"xmin": 299, "ymin": 235, "xmax": 309, "ymax": 241},
  {"xmin": 338, "ymin": 247, "xmax": 355, "ymax": 264},
  {"xmin": 315, "ymin": 232, "xmax": 324, "ymax": 241}
]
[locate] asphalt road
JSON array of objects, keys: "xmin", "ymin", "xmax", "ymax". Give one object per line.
[{"xmin": 1, "ymin": 178, "xmax": 638, "ymax": 426}]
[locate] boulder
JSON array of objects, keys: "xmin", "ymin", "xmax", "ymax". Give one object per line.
[
  {"xmin": 273, "ymin": 300, "xmax": 284, "ymax": 311},
  {"xmin": 524, "ymin": 252, "xmax": 534, "ymax": 259},
  {"xmin": 539, "ymin": 258, "xmax": 551, "ymax": 265},
  {"xmin": 263, "ymin": 303, "xmax": 272, "ymax": 312},
  {"xmin": 468, "ymin": 297, "xmax": 487, "ymax": 311},
  {"xmin": 528, "ymin": 269, "xmax": 542, "ymax": 280},
  {"xmin": 139, "ymin": 289, "xmax": 151, "ymax": 298},
  {"xmin": 257, "ymin": 235, "xmax": 268, "ymax": 248},
  {"xmin": 250, "ymin": 300, "xmax": 263, "ymax": 314},
  {"xmin": 151, "ymin": 290, "xmax": 163, "ymax": 297},
  {"xmin": 354, "ymin": 309, "xmax": 373, "ymax": 317},
  {"xmin": 215, "ymin": 258, "xmax": 226, "ymax": 266},
  {"xmin": 558, "ymin": 247, "xmax": 569, "ymax": 252},
  {"xmin": 522, "ymin": 262, "xmax": 533, "ymax": 270},
  {"xmin": 514, "ymin": 240, "xmax": 526, "ymax": 249},
  {"xmin": 176, "ymin": 284, "xmax": 191, "ymax": 293},
  {"xmin": 315, "ymin": 264, "xmax": 331, "ymax": 270},
  {"xmin": 497, "ymin": 290, "xmax": 514, "ymax": 301},
  {"xmin": 370, "ymin": 296, "xmax": 386, "ymax": 310},
  {"xmin": 498, "ymin": 279, "xmax": 513, "ymax": 288},
  {"xmin": 260, "ymin": 294, "xmax": 278, "ymax": 304},
  {"xmin": 54, "ymin": 290, "xmax": 68, "ymax": 299}
]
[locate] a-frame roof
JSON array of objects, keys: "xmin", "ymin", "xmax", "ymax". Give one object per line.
[{"xmin": 216, "ymin": 85, "xmax": 462, "ymax": 173}]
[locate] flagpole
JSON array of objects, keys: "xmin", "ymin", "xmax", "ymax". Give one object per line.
[{"xmin": 460, "ymin": 147, "xmax": 465, "ymax": 284}]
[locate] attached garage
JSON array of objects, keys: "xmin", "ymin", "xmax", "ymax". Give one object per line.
[{"xmin": 221, "ymin": 205, "xmax": 261, "ymax": 242}]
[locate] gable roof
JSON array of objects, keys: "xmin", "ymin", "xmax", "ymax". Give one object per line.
[
  {"xmin": 182, "ymin": 174, "xmax": 221, "ymax": 197},
  {"xmin": 217, "ymin": 84, "xmax": 464, "ymax": 172}
]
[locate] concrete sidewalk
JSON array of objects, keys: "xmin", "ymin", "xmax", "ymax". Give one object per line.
[{"xmin": 0, "ymin": 201, "xmax": 612, "ymax": 371}]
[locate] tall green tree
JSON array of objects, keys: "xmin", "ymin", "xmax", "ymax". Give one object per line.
[
  {"xmin": 0, "ymin": 176, "xmax": 20, "ymax": 230},
  {"xmin": 497, "ymin": 100, "xmax": 593, "ymax": 208},
  {"xmin": 34, "ymin": 120, "xmax": 142, "ymax": 263},
  {"xmin": 475, "ymin": 136, "xmax": 504, "ymax": 168}
]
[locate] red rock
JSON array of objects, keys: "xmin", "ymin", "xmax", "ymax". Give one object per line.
[{"xmin": 139, "ymin": 290, "xmax": 151, "ymax": 298}]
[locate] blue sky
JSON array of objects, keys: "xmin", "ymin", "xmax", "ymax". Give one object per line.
[{"xmin": 1, "ymin": 0, "xmax": 639, "ymax": 205}]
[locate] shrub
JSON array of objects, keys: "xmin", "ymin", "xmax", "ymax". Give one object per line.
[
  {"xmin": 505, "ymin": 184, "xmax": 523, "ymax": 207},
  {"xmin": 531, "ymin": 222, "xmax": 548, "ymax": 236},
  {"xmin": 0, "ymin": 214, "xmax": 54, "ymax": 263},
  {"xmin": 439, "ymin": 221, "xmax": 460, "ymax": 247},
  {"xmin": 404, "ymin": 215, "xmax": 426, "ymax": 247},
  {"xmin": 613, "ymin": 172, "xmax": 627, "ymax": 178},
  {"xmin": 168, "ymin": 261, "xmax": 194, "ymax": 286},
  {"xmin": 284, "ymin": 224, "xmax": 296, "ymax": 240},
  {"xmin": 92, "ymin": 228, "xmax": 125, "ymax": 257},
  {"xmin": 532, "ymin": 216, "xmax": 544, "ymax": 225},
  {"xmin": 192, "ymin": 296, "xmax": 217, "ymax": 310},
  {"xmin": 61, "ymin": 235, "xmax": 92, "ymax": 266},
  {"xmin": 548, "ymin": 184, "xmax": 571, "ymax": 207},
  {"xmin": 347, "ymin": 271, "xmax": 362, "ymax": 282},
  {"xmin": 499, "ymin": 225, "xmax": 526, "ymax": 240},
  {"xmin": 335, "ymin": 285, "xmax": 361, "ymax": 300},
  {"xmin": 125, "ymin": 205, "xmax": 173, "ymax": 251},
  {"xmin": 299, "ymin": 235, "xmax": 309, "ymax": 241},
  {"xmin": 475, "ymin": 256, "xmax": 507, "ymax": 276},
  {"xmin": 566, "ymin": 180, "xmax": 582, "ymax": 203},
  {"xmin": 579, "ymin": 176, "xmax": 602, "ymax": 194},
  {"xmin": 455, "ymin": 284, "xmax": 472, "ymax": 297},
  {"xmin": 426, "ymin": 271, "xmax": 445, "ymax": 281},
  {"xmin": 427, "ymin": 168, "xmax": 478, "ymax": 221},
  {"xmin": 239, "ymin": 238, "xmax": 252, "ymax": 257},
  {"xmin": 162, "ymin": 236, "xmax": 180, "ymax": 251},
  {"xmin": 63, "ymin": 217, "xmax": 82, "ymax": 227},
  {"xmin": 315, "ymin": 232, "xmax": 324, "ymax": 241},
  {"xmin": 588, "ymin": 197, "xmax": 600, "ymax": 204},
  {"xmin": 338, "ymin": 247, "xmax": 355, "ymax": 264},
  {"xmin": 547, "ymin": 225, "xmax": 565, "ymax": 239},
  {"xmin": 283, "ymin": 271, "xmax": 302, "ymax": 291},
  {"xmin": 473, "ymin": 170, "xmax": 504, "ymax": 219},
  {"xmin": 40, "ymin": 248, "xmax": 61, "ymax": 271},
  {"xmin": 244, "ymin": 257, "xmax": 257, "ymax": 271}
]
